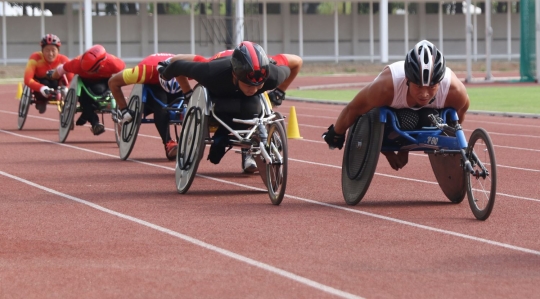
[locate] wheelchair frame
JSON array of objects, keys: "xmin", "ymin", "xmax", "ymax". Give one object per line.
[
  {"xmin": 114, "ymin": 84, "xmax": 186, "ymax": 160},
  {"xmin": 342, "ymin": 107, "xmax": 497, "ymax": 220},
  {"xmin": 17, "ymin": 75, "xmax": 69, "ymax": 130},
  {"xmin": 58, "ymin": 75, "xmax": 117, "ymax": 143},
  {"xmin": 175, "ymin": 85, "xmax": 288, "ymax": 205}
]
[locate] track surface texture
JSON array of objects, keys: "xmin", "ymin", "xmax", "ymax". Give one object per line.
[{"xmin": 1, "ymin": 75, "xmax": 539, "ymax": 298}]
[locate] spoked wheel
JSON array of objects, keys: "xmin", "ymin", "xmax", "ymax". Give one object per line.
[
  {"xmin": 59, "ymin": 88, "xmax": 78, "ymax": 143},
  {"xmin": 265, "ymin": 122, "xmax": 288, "ymax": 205},
  {"xmin": 17, "ymin": 85, "xmax": 32, "ymax": 130},
  {"xmin": 341, "ymin": 108, "xmax": 384, "ymax": 205},
  {"xmin": 117, "ymin": 85, "xmax": 144, "ymax": 160},
  {"xmin": 175, "ymin": 106, "xmax": 208, "ymax": 194},
  {"xmin": 466, "ymin": 128, "xmax": 497, "ymax": 220}
]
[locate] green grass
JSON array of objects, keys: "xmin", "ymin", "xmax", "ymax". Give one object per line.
[{"xmin": 287, "ymin": 86, "xmax": 540, "ymax": 114}]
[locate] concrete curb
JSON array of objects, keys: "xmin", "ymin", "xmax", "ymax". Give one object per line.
[{"xmin": 286, "ymin": 97, "xmax": 540, "ymax": 119}]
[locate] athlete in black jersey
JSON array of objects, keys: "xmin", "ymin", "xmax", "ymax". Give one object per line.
[{"xmin": 158, "ymin": 41, "xmax": 302, "ymax": 172}]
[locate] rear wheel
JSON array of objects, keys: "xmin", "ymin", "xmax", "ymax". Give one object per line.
[
  {"xmin": 175, "ymin": 106, "xmax": 208, "ymax": 194},
  {"xmin": 341, "ymin": 108, "xmax": 384, "ymax": 205},
  {"xmin": 466, "ymin": 128, "xmax": 497, "ymax": 220},
  {"xmin": 265, "ymin": 122, "xmax": 288, "ymax": 205},
  {"xmin": 59, "ymin": 88, "xmax": 78, "ymax": 143},
  {"xmin": 117, "ymin": 89, "xmax": 143, "ymax": 160},
  {"xmin": 17, "ymin": 86, "xmax": 32, "ymax": 130}
]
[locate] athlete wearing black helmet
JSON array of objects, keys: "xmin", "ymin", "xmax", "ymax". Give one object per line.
[
  {"xmin": 158, "ymin": 42, "xmax": 302, "ymax": 172},
  {"xmin": 323, "ymin": 39, "xmax": 470, "ymax": 171}
]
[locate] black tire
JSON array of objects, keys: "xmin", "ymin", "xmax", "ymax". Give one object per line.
[
  {"xmin": 265, "ymin": 122, "xmax": 288, "ymax": 205},
  {"xmin": 59, "ymin": 88, "xmax": 78, "ymax": 143},
  {"xmin": 17, "ymin": 85, "xmax": 32, "ymax": 130},
  {"xmin": 274, "ymin": 111, "xmax": 287, "ymax": 140},
  {"xmin": 175, "ymin": 106, "xmax": 208, "ymax": 194},
  {"xmin": 117, "ymin": 90, "xmax": 144, "ymax": 160},
  {"xmin": 341, "ymin": 108, "xmax": 384, "ymax": 205},
  {"xmin": 466, "ymin": 128, "xmax": 497, "ymax": 220}
]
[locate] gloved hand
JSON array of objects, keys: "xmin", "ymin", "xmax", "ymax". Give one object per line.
[
  {"xmin": 40, "ymin": 86, "xmax": 53, "ymax": 97},
  {"xmin": 117, "ymin": 107, "xmax": 134, "ymax": 123},
  {"xmin": 183, "ymin": 89, "xmax": 193, "ymax": 102},
  {"xmin": 157, "ymin": 58, "xmax": 172, "ymax": 76},
  {"xmin": 269, "ymin": 57, "xmax": 277, "ymax": 65},
  {"xmin": 45, "ymin": 69, "xmax": 55, "ymax": 80},
  {"xmin": 267, "ymin": 88, "xmax": 285, "ymax": 106},
  {"xmin": 322, "ymin": 124, "xmax": 345, "ymax": 150}
]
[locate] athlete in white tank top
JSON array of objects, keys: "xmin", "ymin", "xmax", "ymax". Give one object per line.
[{"xmin": 387, "ymin": 61, "xmax": 452, "ymax": 110}]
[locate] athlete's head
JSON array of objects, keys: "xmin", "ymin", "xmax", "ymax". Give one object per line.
[
  {"xmin": 159, "ymin": 76, "xmax": 181, "ymax": 94},
  {"xmin": 40, "ymin": 34, "xmax": 61, "ymax": 63},
  {"xmin": 80, "ymin": 45, "xmax": 107, "ymax": 73},
  {"xmin": 404, "ymin": 40, "xmax": 446, "ymax": 87},
  {"xmin": 231, "ymin": 41, "xmax": 270, "ymax": 87}
]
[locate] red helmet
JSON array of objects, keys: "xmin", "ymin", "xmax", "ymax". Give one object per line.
[
  {"xmin": 40, "ymin": 34, "xmax": 61, "ymax": 48},
  {"xmin": 231, "ymin": 41, "xmax": 270, "ymax": 86},
  {"xmin": 80, "ymin": 45, "xmax": 107, "ymax": 73}
]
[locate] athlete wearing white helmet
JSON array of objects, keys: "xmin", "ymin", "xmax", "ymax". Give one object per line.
[{"xmin": 323, "ymin": 39, "xmax": 470, "ymax": 171}]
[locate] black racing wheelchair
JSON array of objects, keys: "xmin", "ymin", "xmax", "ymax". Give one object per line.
[
  {"xmin": 341, "ymin": 107, "xmax": 497, "ymax": 220},
  {"xmin": 113, "ymin": 84, "xmax": 186, "ymax": 160},
  {"xmin": 17, "ymin": 75, "xmax": 69, "ymax": 130},
  {"xmin": 58, "ymin": 75, "xmax": 116, "ymax": 143},
  {"xmin": 175, "ymin": 85, "xmax": 288, "ymax": 205}
]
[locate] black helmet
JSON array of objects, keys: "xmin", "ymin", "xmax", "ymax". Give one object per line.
[
  {"xmin": 404, "ymin": 40, "xmax": 446, "ymax": 86},
  {"xmin": 231, "ymin": 41, "xmax": 270, "ymax": 86}
]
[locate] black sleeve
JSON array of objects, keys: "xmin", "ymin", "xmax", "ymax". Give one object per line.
[
  {"xmin": 262, "ymin": 64, "xmax": 291, "ymax": 91},
  {"xmin": 161, "ymin": 60, "xmax": 210, "ymax": 81}
]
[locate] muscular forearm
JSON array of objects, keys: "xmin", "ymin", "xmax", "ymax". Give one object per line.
[
  {"xmin": 277, "ymin": 54, "xmax": 303, "ymax": 91},
  {"xmin": 333, "ymin": 106, "xmax": 357, "ymax": 135}
]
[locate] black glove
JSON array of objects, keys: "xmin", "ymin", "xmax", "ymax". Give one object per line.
[
  {"xmin": 46, "ymin": 69, "xmax": 55, "ymax": 80},
  {"xmin": 267, "ymin": 88, "xmax": 285, "ymax": 106},
  {"xmin": 157, "ymin": 58, "xmax": 172, "ymax": 76},
  {"xmin": 269, "ymin": 57, "xmax": 277, "ymax": 65},
  {"xmin": 322, "ymin": 124, "xmax": 345, "ymax": 150}
]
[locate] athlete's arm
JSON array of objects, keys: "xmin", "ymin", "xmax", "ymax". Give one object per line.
[
  {"xmin": 275, "ymin": 54, "xmax": 302, "ymax": 92},
  {"xmin": 333, "ymin": 67, "xmax": 394, "ymax": 135},
  {"xmin": 445, "ymin": 72, "xmax": 470, "ymax": 124},
  {"xmin": 168, "ymin": 54, "xmax": 198, "ymax": 93},
  {"xmin": 108, "ymin": 70, "xmax": 129, "ymax": 109}
]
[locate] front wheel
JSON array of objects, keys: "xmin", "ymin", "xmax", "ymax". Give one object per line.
[
  {"xmin": 17, "ymin": 86, "xmax": 32, "ymax": 130},
  {"xmin": 265, "ymin": 122, "xmax": 288, "ymax": 205},
  {"xmin": 466, "ymin": 128, "xmax": 497, "ymax": 220}
]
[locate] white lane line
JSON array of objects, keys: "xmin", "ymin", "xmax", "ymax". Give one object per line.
[
  {"xmin": 3, "ymin": 129, "xmax": 540, "ymax": 256},
  {"xmin": 0, "ymin": 170, "xmax": 362, "ymax": 299}
]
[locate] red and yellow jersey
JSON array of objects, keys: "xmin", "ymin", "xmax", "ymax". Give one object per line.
[
  {"xmin": 24, "ymin": 52, "xmax": 71, "ymax": 92},
  {"xmin": 122, "ymin": 53, "xmax": 174, "ymax": 85},
  {"xmin": 193, "ymin": 50, "xmax": 289, "ymax": 66},
  {"xmin": 62, "ymin": 53, "xmax": 125, "ymax": 80}
]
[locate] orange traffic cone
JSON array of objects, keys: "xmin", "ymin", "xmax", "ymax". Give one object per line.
[
  {"xmin": 16, "ymin": 82, "xmax": 23, "ymax": 99},
  {"xmin": 287, "ymin": 106, "xmax": 302, "ymax": 139}
]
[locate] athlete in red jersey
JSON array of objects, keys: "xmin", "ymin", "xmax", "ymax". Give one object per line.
[
  {"xmin": 108, "ymin": 53, "xmax": 183, "ymax": 160},
  {"xmin": 23, "ymin": 34, "xmax": 72, "ymax": 114},
  {"xmin": 51, "ymin": 45, "xmax": 125, "ymax": 135}
]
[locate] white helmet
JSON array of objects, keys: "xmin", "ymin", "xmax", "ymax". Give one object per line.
[{"xmin": 159, "ymin": 76, "xmax": 181, "ymax": 94}]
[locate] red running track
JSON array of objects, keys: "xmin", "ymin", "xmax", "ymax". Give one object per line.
[{"xmin": 1, "ymin": 82, "xmax": 539, "ymax": 298}]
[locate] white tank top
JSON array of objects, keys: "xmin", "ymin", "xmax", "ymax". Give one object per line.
[{"xmin": 387, "ymin": 61, "xmax": 451, "ymax": 110}]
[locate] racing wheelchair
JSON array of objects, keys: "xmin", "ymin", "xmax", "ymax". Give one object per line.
[
  {"xmin": 175, "ymin": 85, "xmax": 288, "ymax": 205},
  {"xmin": 341, "ymin": 107, "xmax": 497, "ymax": 220},
  {"xmin": 17, "ymin": 75, "xmax": 69, "ymax": 130},
  {"xmin": 113, "ymin": 84, "xmax": 186, "ymax": 160},
  {"xmin": 58, "ymin": 75, "xmax": 116, "ymax": 143}
]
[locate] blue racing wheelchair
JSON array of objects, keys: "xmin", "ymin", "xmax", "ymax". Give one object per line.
[
  {"xmin": 342, "ymin": 107, "xmax": 497, "ymax": 220},
  {"xmin": 113, "ymin": 84, "xmax": 186, "ymax": 160}
]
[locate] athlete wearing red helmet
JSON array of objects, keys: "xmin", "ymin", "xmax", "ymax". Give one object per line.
[
  {"xmin": 49, "ymin": 44, "xmax": 125, "ymax": 135},
  {"xmin": 323, "ymin": 40, "xmax": 470, "ymax": 171},
  {"xmin": 156, "ymin": 41, "xmax": 302, "ymax": 172},
  {"xmin": 23, "ymin": 34, "xmax": 71, "ymax": 114}
]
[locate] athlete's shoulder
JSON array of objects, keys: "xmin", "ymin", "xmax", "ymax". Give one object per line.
[{"xmin": 28, "ymin": 52, "xmax": 43, "ymax": 61}]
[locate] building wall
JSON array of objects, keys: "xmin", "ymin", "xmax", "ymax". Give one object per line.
[{"xmin": 0, "ymin": 6, "xmax": 521, "ymax": 64}]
